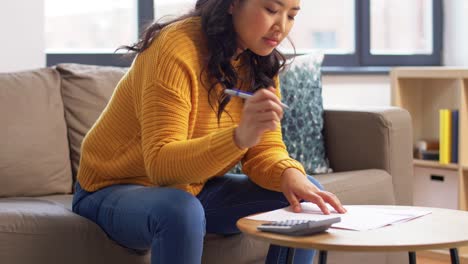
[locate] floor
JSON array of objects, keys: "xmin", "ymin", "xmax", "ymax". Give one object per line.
[
  {"xmin": 418, "ymin": 254, "xmax": 468, "ymax": 264},
  {"xmin": 418, "ymin": 255, "xmax": 449, "ymax": 264}
]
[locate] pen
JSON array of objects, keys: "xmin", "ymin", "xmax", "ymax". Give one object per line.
[{"xmin": 224, "ymin": 89, "xmax": 289, "ymax": 109}]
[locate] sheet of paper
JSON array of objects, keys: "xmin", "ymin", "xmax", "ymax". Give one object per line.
[{"xmin": 246, "ymin": 203, "xmax": 431, "ymax": 231}]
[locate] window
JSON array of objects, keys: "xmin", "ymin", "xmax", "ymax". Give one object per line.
[
  {"xmin": 45, "ymin": 0, "xmax": 151, "ymax": 66},
  {"xmin": 282, "ymin": 0, "xmax": 355, "ymax": 55},
  {"xmin": 45, "ymin": 0, "xmax": 138, "ymax": 52},
  {"xmin": 154, "ymin": 0, "xmax": 195, "ymax": 22},
  {"xmin": 360, "ymin": 0, "xmax": 442, "ymax": 67},
  {"xmin": 46, "ymin": 0, "xmax": 442, "ymax": 70},
  {"xmin": 370, "ymin": 0, "xmax": 433, "ymax": 55}
]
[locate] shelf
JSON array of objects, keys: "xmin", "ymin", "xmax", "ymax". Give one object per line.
[
  {"xmin": 413, "ymin": 159, "xmax": 459, "ymax": 170},
  {"xmin": 391, "ymin": 67, "xmax": 468, "ymax": 78}
]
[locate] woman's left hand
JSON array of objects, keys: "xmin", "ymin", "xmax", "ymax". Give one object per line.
[{"xmin": 280, "ymin": 168, "xmax": 347, "ymax": 215}]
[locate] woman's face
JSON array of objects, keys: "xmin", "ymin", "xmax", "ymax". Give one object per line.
[{"xmin": 230, "ymin": 0, "xmax": 300, "ymax": 56}]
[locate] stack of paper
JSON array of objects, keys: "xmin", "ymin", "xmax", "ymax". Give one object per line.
[{"xmin": 247, "ymin": 203, "xmax": 431, "ymax": 231}]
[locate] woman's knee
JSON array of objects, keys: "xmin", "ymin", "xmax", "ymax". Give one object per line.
[{"xmin": 147, "ymin": 188, "xmax": 205, "ymax": 232}]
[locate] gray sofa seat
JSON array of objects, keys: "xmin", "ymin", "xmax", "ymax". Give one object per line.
[{"xmin": 0, "ymin": 197, "xmax": 150, "ymax": 264}]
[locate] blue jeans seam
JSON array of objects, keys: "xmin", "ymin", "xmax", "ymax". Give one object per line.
[
  {"xmin": 199, "ymin": 176, "xmax": 234, "ymax": 208},
  {"xmin": 203, "ymin": 199, "xmax": 289, "ymax": 214}
]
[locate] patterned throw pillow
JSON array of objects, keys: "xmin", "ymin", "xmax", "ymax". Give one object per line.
[{"xmin": 280, "ymin": 52, "xmax": 331, "ymax": 174}]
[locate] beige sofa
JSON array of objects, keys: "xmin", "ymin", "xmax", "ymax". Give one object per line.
[{"xmin": 0, "ymin": 63, "xmax": 413, "ymax": 264}]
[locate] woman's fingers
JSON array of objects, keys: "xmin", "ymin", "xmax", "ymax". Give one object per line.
[
  {"xmin": 255, "ymin": 111, "xmax": 280, "ymax": 123},
  {"xmin": 317, "ymin": 191, "xmax": 347, "ymax": 214},
  {"xmin": 249, "ymin": 88, "xmax": 283, "ymax": 106},
  {"xmin": 280, "ymin": 171, "xmax": 347, "ymax": 216},
  {"xmin": 304, "ymin": 192, "xmax": 330, "ymax": 215},
  {"xmin": 287, "ymin": 189, "xmax": 331, "ymax": 215},
  {"xmin": 245, "ymin": 97, "xmax": 283, "ymax": 119},
  {"xmin": 283, "ymin": 190, "xmax": 302, "ymax": 213},
  {"xmin": 235, "ymin": 87, "xmax": 284, "ymax": 148},
  {"xmin": 301, "ymin": 190, "xmax": 346, "ymax": 215}
]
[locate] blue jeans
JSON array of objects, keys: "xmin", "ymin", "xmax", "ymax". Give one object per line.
[{"xmin": 72, "ymin": 174, "xmax": 323, "ymax": 264}]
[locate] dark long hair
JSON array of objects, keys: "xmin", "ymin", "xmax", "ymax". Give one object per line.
[{"xmin": 120, "ymin": 0, "xmax": 292, "ymax": 121}]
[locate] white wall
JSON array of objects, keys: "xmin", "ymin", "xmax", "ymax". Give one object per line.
[
  {"xmin": 443, "ymin": 0, "xmax": 468, "ymax": 66},
  {"xmin": 0, "ymin": 0, "xmax": 45, "ymax": 72},
  {"xmin": 323, "ymin": 75, "xmax": 391, "ymax": 108}
]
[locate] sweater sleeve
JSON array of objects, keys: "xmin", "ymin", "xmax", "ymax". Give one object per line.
[
  {"xmin": 241, "ymin": 77, "xmax": 306, "ymax": 191},
  {"xmin": 137, "ymin": 28, "xmax": 247, "ymax": 186}
]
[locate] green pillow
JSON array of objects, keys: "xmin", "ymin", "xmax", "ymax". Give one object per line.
[{"xmin": 280, "ymin": 52, "xmax": 331, "ymax": 174}]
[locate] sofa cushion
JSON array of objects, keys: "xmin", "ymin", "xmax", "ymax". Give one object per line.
[
  {"xmin": 0, "ymin": 195, "xmax": 268, "ymax": 264},
  {"xmin": 0, "ymin": 197, "xmax": 150, "ymax": 264},
  {"xmin": 315, "ymin": 169, "xmax": 396, "ymax": 205},
  {"xmin": 0, "ymin": 68, "xmax": 72, "ymax": 197},
  {"xmin": 203, "ymin": 233, "xmax": 268, "ymax": 264},
  {"xmin": 280, "ymin": 52, "xmax": 330, "ymax": 174},
  {"xmin": 56, "ymin": 63, "xmax": 127, "ymax": 178}
]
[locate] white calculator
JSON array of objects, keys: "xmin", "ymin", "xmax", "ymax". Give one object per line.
[{"xmin": 257, "ymin": 217, "xmax": 341, "ymax": 236}]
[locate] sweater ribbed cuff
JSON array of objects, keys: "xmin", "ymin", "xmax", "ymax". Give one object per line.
[{"xmin": 268, "ymin": 159, "xmax": 306, "ymax": 191}]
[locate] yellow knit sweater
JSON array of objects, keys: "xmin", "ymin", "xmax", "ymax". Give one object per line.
[{"xmin": 77, "ymin": 17, "xmax": 306, "ymax": 196}]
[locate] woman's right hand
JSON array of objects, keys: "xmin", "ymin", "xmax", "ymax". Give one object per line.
[{"xmin": 234, "ymin": 87, "xmax": 284, "ymax": 149}]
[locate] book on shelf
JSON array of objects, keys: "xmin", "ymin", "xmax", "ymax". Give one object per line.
[
  {"xmin": 451, "ymin": 110, "xmax": 459, "ymax": 163},
  {"xmin": 439, "ymin": 109, "xmax": 459, "ymax": 165},
  {"xmin": 439, "ymin": 109, "xmax": 451, "ymax": 164}
]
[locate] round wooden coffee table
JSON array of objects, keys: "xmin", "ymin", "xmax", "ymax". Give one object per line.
[{"xmin": 237, "ymin": 206, "xmax": 468, "ymax": 264}]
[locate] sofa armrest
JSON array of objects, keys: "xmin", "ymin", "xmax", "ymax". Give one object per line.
[{"xmin": 323, "ymin": 107, "xmax": 413, "ymax": 205}]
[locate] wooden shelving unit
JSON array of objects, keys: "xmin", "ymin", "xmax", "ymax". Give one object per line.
[
  {"xmin": 392, "ymin": 67, "xmax": 468, "ymax": 259},
  {"xmin": 391, "ymin": 67, "xmax": 468, "ymax": 211}
]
